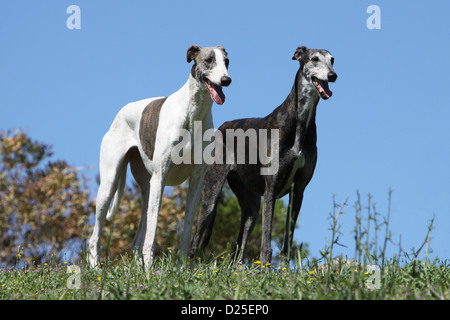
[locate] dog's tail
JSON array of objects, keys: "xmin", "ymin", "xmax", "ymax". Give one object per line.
[{"xmin": 106, "ymin": 168, "xmax": 127, "ymax": 222}]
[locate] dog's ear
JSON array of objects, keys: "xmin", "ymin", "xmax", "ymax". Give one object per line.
[
  {"xmin": 187, "ymin": 45, "xmax": 201, "ymax": 63},
  {"xmin": 216, "ymin": 45, "xmax": 228, "ymax": 57},
  {"xmin": 292, "ymin": 46, "xmax": 308, "ymax": 61}
]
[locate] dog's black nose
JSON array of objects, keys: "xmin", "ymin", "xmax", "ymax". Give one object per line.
[
  {"xmin": 220, "ymin": 76, "xmax": 232, "ymax": 87},
  {"xmin": 328, "ymin": 72, "xmax": 337, "ymax": 82}
]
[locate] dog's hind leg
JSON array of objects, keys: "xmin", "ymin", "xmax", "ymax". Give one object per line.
[
  {"xmin": 227, "ymin": 174, "xmax": 261, "ymax": 262},
  {"xmin": 106, "ymin": 167, "xmax": 126, "ymax": 222},
  {"xmin": 189, "ymin": 164, "xmax": 231, "ymax": 257},
  {"xmin": 88, "ymin": 132, "xmax": 131, "ymax": 268}
]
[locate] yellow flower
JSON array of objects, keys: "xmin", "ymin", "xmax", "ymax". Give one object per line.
[
  {"xmin": 265, "ymin": 263, "xmax": 271, "ymax": 266},
  {"xmin": 17, "ymin": 254, "xmax": 21, "ymax": 258},
  {"xmin": 309, "ymin": 270, "xmax": 314, "ymax": 274},
  {"xmin": 97, "ymin": 277, "xmax": 101, "ymax": 281},
  {"xmin": 254, "ymin": 260, "xmax": 261, "ymax": 264},
  {"xmin": 197, "ymin": 273, "xmax": 203, "ymax": 277}
]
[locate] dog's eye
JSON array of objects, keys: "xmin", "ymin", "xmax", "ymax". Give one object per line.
[
  {"xmin": 225, "ymin": 58, "xmax": 229, "ymax": 68},
  {"xmin": 331, "ymin": 57, "xmax": 334, "ymax": 65},
  {"xmin": 312, "ymin": 56, "xmax": 319, "ymax": 62}
]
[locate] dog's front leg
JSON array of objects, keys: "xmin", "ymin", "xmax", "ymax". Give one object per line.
[
  {"xmin": 142, "ymin": 170, "xmax": 166, "ymax": 270},
  {"xmin": 180, "ymin": 164, "xmax": 207, "ymax": 261},
  {"xmin": 281, "ymin": 183, "xmax": 304, "ymax": 256},
  {"xmin": 260, "ymin": 188, "xmax": 277, "ymax": 264}
]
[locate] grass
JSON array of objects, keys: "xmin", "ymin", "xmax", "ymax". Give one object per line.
[
  {"xmin": 1, "ymin": 191, "xmax": 449, "ymax": 300},
  {"xmin": 1, "ymin": 249, "xmax": 449, "ymax": 300}
]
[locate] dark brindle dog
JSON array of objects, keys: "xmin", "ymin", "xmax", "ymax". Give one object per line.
[{"xmin": 189, "ymin": 45, "xmax": 337, "ymax": 263}]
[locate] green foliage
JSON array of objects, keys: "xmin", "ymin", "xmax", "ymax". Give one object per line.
[{"xmin": 0, "ymin": 129, "xmax": 94, "ymax": 266}]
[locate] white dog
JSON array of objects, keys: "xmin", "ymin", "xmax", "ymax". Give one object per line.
[{"xmin": 88, "ymin": 45, "xmax": 231, "ymax": 268}]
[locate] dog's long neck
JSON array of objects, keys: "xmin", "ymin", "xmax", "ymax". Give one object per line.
[
  {"xmin": 273, "ymin": 67, "xmax": 320, "ymax": 152},
  {"xmin": 185, "ymin": 74, "xmax": 213, "ymax": 127},
  {"xmin": 294, "ymin": 68, "xmax": 320, "ymax": 130}
]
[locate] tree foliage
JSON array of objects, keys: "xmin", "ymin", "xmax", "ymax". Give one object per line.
[{"xmin": 0, "ymin": 129, "xmax": 94, "ymax": 266}]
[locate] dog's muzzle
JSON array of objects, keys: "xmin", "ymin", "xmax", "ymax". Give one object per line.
[
  {"xmin": 312, "ymin": 71, "xmax": 337, "ymax": 100},
  {"xmin": 205, "ymin": 75, "xmax": 231, "ymax": 105}
]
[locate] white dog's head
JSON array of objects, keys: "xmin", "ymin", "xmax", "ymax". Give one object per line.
[{"xmin": 187, "ymin": 45, "xmax": 231, "ymax": 105}]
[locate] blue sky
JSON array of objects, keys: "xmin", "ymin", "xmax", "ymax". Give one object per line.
[{"xmin": 1, "ymin": 1, "xmax": 449, "ymax": 261}]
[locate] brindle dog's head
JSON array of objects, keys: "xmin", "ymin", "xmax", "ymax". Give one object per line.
[
  {"xmin": 292, "ymin": 46, "xmax": 337, "ymax": 100},
  {"xmin": 187, "ymin": 45, "xmax": 231, "ymax": 105}
]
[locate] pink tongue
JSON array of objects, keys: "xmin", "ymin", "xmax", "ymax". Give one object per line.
[
  {"xmin": 318, "ymin": 79, "xmax": 332, "ymax": 99},
  {"xmin": 206, "ymin": 81, "xmax": 225, "ymax": 105}
]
